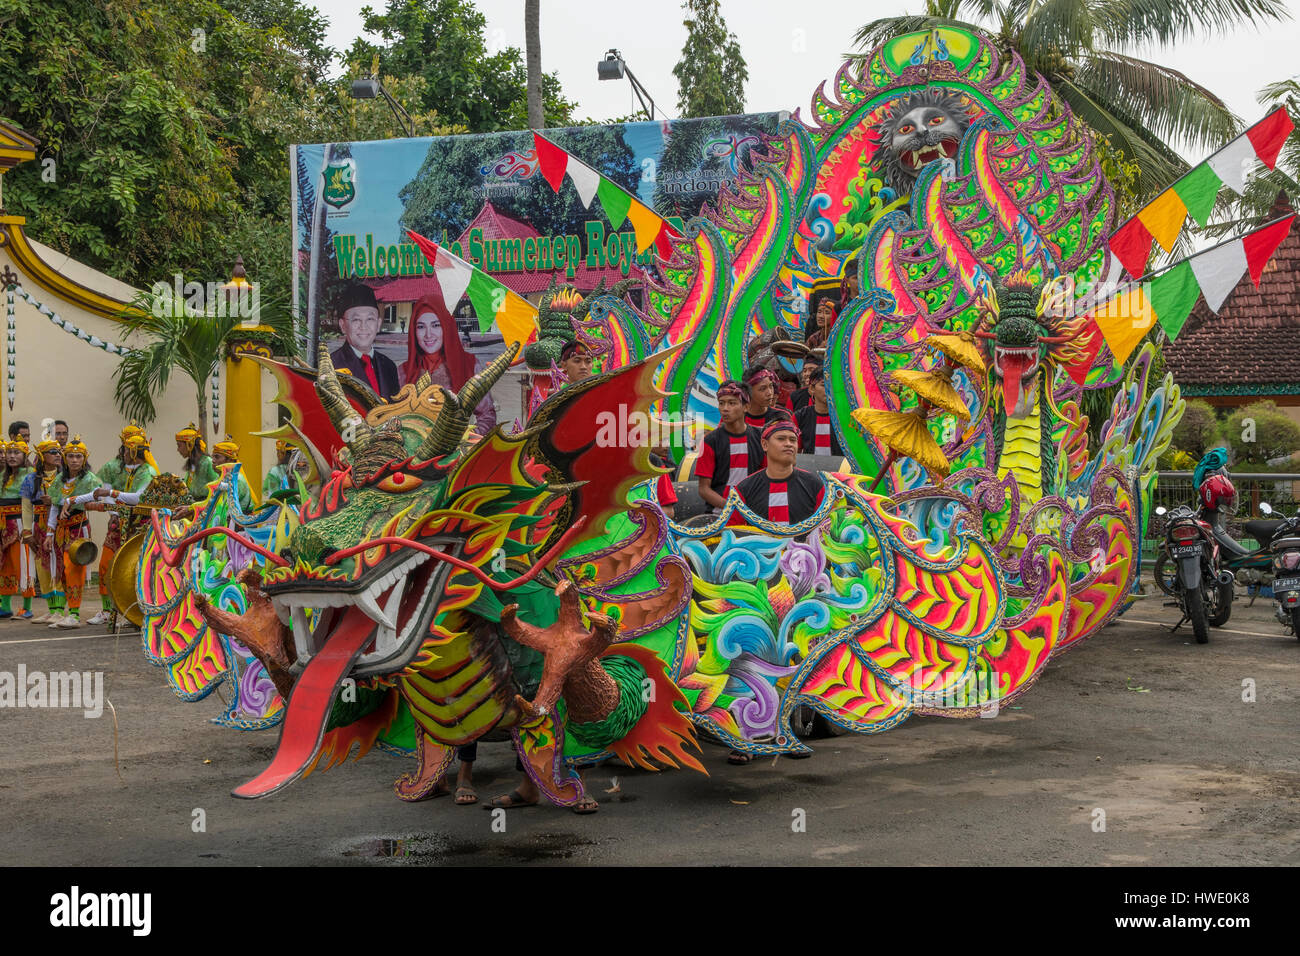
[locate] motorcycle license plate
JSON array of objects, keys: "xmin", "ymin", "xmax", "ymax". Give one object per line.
[
  {"xmin": 1274, "ymin": 577, "xmax": 1300, "ymax": 592},
  {"xmin": 1170, "ymin": 543, "xmax": 1202, "ymax": 558}
]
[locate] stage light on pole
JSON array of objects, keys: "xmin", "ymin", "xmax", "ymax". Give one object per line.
[{"xmin": 596, "ymin": 48, "xmax": 659, "ymax": 120}]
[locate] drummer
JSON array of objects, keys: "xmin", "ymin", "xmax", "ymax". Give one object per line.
[
  {"xmin": 49, "ymin": 436, "xmax": 100, "ymax": 629},
  {"xmin": 84, "ymin": 432, "xmax": 158, "ymax": 625}
]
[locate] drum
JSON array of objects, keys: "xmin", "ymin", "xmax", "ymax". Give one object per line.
[
  {"xmin": 107, "ymin": 533, "xmax": 145, "ymax": 627},
  {"xmin": 67, "ymin": 537, "xmax": 99, "ymax": 566}
]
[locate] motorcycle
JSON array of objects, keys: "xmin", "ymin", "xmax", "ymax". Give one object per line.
[
  {"xmin": 1156, "ymin": 468, "xmax": 1300, "ymax": 639},
  {"xmin": 1154, "ymin": 503, "xmax": 1230, "ymax": 643},
  {"xmin": 1265, "ymin": 507, "xmax": 1300, "ymax": 638}
]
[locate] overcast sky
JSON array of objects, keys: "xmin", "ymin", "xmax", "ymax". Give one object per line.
[{"xmin": 313, "ymin": 0, "xmax": 1300, "ymax": 153}]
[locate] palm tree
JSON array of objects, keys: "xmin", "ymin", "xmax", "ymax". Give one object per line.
[
  {"xmin": 112, "ymin": 271, "xmax": 300, "ymax": 439},
  {"xmin": 852, "ymin": 0, "xmax": 1291, "ymax": 202},
  {"xmin": 525, "ymin": 0, "xmax": 542, "ymax": 129}
]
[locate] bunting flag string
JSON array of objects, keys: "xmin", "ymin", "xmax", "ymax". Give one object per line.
[
  {"xmin": 1075, "ymin": 213, "xmax": 1295, "ymax": 373},
  {"xmin": 1107, "ymin": 108, "xmax": 1295, "ymax": 277},
  {"xmin": 405, "ymin": 230, "xmax": 538, "ymax": 357},
  {"xmin": 531, "ymin": 132, "xmax": 682, "ymax": 257}
]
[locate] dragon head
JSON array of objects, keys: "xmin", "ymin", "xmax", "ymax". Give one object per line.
[
  {"xmin": 258, "ymin": 343, "xmax": 533, "ymax": 682},
  {"xmin": 976, "ymin": 272, "xmax": 1090, "ymax": 419}
]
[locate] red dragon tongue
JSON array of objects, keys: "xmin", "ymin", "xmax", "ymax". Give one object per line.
[
  {"xmin": 231, "ymin": 609, "xmax": 375, "ymax": 799},
  {"xmin": 998, "ymin": 349, "xmax": 1031, "ymax": 413}
]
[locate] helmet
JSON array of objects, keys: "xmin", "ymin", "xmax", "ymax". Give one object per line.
[{"xmin": 1200, "ymin": 474, "xmax": 1238, "ymax": 515}]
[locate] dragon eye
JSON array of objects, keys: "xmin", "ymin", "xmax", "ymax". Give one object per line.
[
  {"xmin": 928, "ymin": 115, "xmax": 945, "ymax": 125},
  {"xmin": 898, "ymin": 123, "xmax": 915, "ymax": 134},
  {"xmin": 375, "ymin": 471, "xmax": 417, "ymax": 493}
]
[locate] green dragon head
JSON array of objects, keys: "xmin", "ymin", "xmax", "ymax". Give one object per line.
[
  {"xmin": 258, "ymin": 343, "xmax": 543, "ymax": 681},
  {"xmin": 977, "ymin": 272, "xmax": 1088, "ymax": 419}
]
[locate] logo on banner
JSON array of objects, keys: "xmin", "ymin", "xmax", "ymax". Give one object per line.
[{"xmin": 323, "ymin": 158, "xmax": 357, "ymax": 209}]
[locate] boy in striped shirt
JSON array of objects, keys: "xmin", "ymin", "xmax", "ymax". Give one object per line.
[
  {"xmin": 795, "ymin": 366, "xmax": 842, "ymax": 457},
  {"xmin": 696, "ymin": 381, "xmax": 764, "ymax": 513},
  {"xmin": 732, "ymin": 419, "xmax": 825, "ymax": 525}
]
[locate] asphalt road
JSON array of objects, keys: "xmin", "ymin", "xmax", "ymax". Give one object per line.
[{"xmin": 3, "ymin": 587, "xmax": 1298, "ymax": 867}]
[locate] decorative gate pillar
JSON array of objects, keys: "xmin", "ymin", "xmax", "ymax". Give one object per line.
[{"xmin": 223, "ymin": 328, "xmax": 274, "ymax": 490}]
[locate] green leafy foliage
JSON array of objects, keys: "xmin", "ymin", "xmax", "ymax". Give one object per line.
[
  {"xmin": 0, "ymin": 0, "xmax": 468, "ymax": 310},
  {"xmin": 345, "ymin": 0, "xmax": 576, "ymax": 132},
  {"xmin": 112, "ymin": 285, "xmax": 299, "ymax": 434},
  {"xmin": 1222, "ymin": 400, "xmax": 1300, "ymax": 467},
  {"xmin": 1170, "ymin": 399, "xmax": 1223, "ymax": 459},
  {"xmin": 672, "ymin": 0, "xmax": 748, "ymax": 119}
]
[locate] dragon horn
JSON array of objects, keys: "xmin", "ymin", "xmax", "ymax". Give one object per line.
[
  {"xmin": 284, "ymin": 420, "xmax": 331, "ymax": 481},
  {"xmin": 315, "ymin": 345, "xmax": 372, "ymax": 451},
  {"xmin": 415, "ymin": 342, "xmax": 519, "ymax": 460}
]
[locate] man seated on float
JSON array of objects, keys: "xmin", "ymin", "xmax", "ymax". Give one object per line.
[
  {"xmin": 729, "ymin": 419, "xmax": 825, "ymax": 527},
  {"xmin": 559, "ymin": 339, "xmax": 595, "ymax": 386},
  {"xmin": 742, "ymin": 366, "xmax": 793, "ymax": 431},
  {"xmin": 795, "ymin": 366, "xmax": 843, "ymax": 457},
  {"xmin": 696, "ymin": 380, "xmax": 764, "ymax": 514}
]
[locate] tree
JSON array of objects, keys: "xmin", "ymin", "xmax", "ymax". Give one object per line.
[
  {"xmin": 398, "ymin": 125, "xmax": 639, "ymax": 242},
  {"xmin": 672, "ymin": 0, "xmax": 748, "ymax": 119},
  {"xmin": 1222, "ymin": 400, "xmax": 1300, "ymax": 467},
  {"xmin": 525, "ymin": 0, "xmax": 542, "ymax": 130},
  {"xmin": 1171, "ymin": 399, "xmax": 1222, "ymax": 459},
  {"xmin": 345, "ymin": 0, "xmax": 576, "ymax": 133},
  {"xmin": 112, "ymin": 283, "xmax": 299, "ymax": 437},
  {"xmin": 852, "ymin": 0, "xmax": 1291, "ymax": 203}
]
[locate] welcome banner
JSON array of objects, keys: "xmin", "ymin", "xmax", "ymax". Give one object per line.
[{"xmin": 292, "ymin": 112, "xmax": 784, "ymax": 384}]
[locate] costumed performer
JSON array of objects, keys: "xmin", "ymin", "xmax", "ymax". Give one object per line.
[
  {"xmin": 0, "ymin": 440, "xmax": 35, "ymax": 619},
  {"xmin": 88, "ymin": 431, "xmax": 158, "ymax": 624},
  {"xmin": 729, "ymin": 419, "xmax": 825, "ymax": 526},
  {"xmin": 49, "ymin": 436, "xmax": 100, "ymax": 629},
  {"xmin": 696, "ymin": 380, "xmax": 765, "ymax": 514},
  {"xmin": 175, "ymin": 423, "xmax": 218, "ymax": 502},
  {"xmin": 21, "ymin": 439, "xmax": 64, "ymax": 624},
  {"xmin": 795, "ymin": 367, "xmax": 843, "ymax": 456},
  {"xmin": 210, "ymin": 435, "xmax": 256, "ymax": 511}
]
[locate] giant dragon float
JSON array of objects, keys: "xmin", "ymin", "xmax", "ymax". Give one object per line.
[{"xmin": 136, "ymin": 27, "xmax": 1188, "ymax": 807}]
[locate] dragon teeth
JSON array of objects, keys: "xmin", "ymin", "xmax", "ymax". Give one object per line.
[{"xmin": 354, "ymin": 588, "xmax": 396, "ymax": 630}]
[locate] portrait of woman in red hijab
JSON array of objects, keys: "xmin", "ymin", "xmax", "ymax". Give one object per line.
[{"xmin": 400, "ymin": 293, "xmax": 498, "ymax": 434}]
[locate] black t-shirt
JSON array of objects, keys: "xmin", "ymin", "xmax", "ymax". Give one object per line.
[
  {"xmin": 791, "ymin": 387, "xmax": 813, "ymax": 410},
  {"xmin": 732, "ymin": 468, "xmax": 825, "ymax": 525},
  {"xmin": 796, "ymin": 404, "xmax": 842, "ymax": 456},
  {"xmin": 696, "ymin": 425, "xmax": 764, "ymax": 500}
]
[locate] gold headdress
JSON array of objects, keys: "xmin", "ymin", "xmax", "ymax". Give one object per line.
[
  {"xmin": 175, "ymin": 422, "xmax": 205, "ymax": 454},
  {"xmin": 213, "ymin": 435, "xmax": 240, "ymax": 460}
]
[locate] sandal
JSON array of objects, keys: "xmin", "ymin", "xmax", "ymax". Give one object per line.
[
  {"xmin": 485, "ymin": 789, "xmax": 539, "ymax": 809},
  {"xmin": 454, "ymin": 784, "xmax": 478, "ymax": 806},
  {"xmin": 727, "ymin": 749, "xmax": 752, "ymax": 765},
  {"xmin": 571, "ymin": 795, "xmax": 599, "ymax": 815}
]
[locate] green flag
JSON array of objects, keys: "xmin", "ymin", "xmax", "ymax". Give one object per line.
[
  {"xmin": 1150, "ymin": 260, "xmax": 1201, "ymax": 340},
  {"xmin": 596, "ymin": 178, "xmax": 632, "ymax": 230},
  {"xmin": 1172, "ymin": 163, "xmax": 1222, "ymax": 228},
  {"xmin": 465, "ymin": 272, "xmax": 505, "ymax": 333}
]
